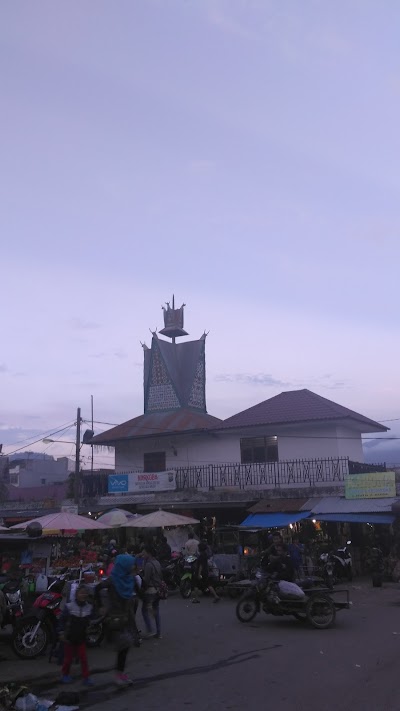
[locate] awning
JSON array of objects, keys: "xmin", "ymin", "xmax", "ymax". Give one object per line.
[
  {"xmin": 240, "ymin": 512, "xmax": 311, "ymax": 528},
  {"xmin": 314, "ymin": 513, "xmax": 395, "ymax": 525}
]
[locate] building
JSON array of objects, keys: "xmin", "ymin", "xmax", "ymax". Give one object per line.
[
  {"xmin": 7, "ymin": 454, "xmax": 74, "ymax": 488},
  {"xmin": 91, "ymin": 300, "xmax": 387, "ymax": 491}
]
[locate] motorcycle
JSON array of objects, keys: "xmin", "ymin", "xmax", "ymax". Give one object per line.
[
  {"xmin": 180, "ymin": 555, "xmax": 198, "ymax": 599},
  {"xmin": 162, "ymin": 555, "xmax": 184, "ymax": 593},
  {"xmin": 11, "ymin": 572, "xmax": 104, "ymax": 660},
  {"xmin": 318, "ymin": 553, "xmax": 335, "ymax": 589},
  {"xmin": 236, "ymin": 571, "xmax": 350, "ymax": 629},
  {"xmin": 331, "ymin": 542, "xmax": 352, "ymax": 582},
  {"xmin": 179, "ymin": 555, "xmax": 220, "ymax": 600},
  {"xmin": 0, "ymin": 578, "xmax": 24, "ymax": 629}
]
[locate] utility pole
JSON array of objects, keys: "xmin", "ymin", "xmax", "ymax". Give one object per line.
[
  {"xmin": 91, "ymin": 395, "xmax": 94, "ymax": 474},
  {"xmin": 74, "ymin": 407, "xmax": 81, "ymax": 506}
]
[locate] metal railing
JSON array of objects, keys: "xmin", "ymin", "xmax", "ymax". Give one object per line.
[
  {"xmin": 77, "ymin": 457, "xmax": 387, "ymax": 497},
  {"xmin": 175, "ymin": 457, "xmax": 351, "ymax": 490}
]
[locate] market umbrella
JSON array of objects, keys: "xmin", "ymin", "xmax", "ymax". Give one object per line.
[
  {"xmin": 96, "ymin": 508, "xmax": 142, "ymax": 528},
  {"xmin": 125, "ymin": 510, "xmax": 199, "ymax": 529},
  {"xmin": 10, "ymin": 511, "xmax": 111, "ymax": 535}
]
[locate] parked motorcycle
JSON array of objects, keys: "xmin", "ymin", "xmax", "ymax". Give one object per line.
[
  {"xmin": 11, "ymin": 572, "xmax": 104, "ymax": 660},
  {"xmin": 318, "ymin": 553, "xmax": 335, "ymax": 589},
  {"xmin": 180, "ymin": 555, "xmax": 198, "ymax": 598},
  {"xmin": 162, "ymin": 555, "xmax": 184, "ymax": 593},
  {"xmin": 0, "ymin": 578, "xmax": 24, "ymax": 629},
  {"xmin": 236, "ymin": 572, "xmax": 350, "ymax": 629},
  {"xmin": 331, "ymin": 542, "xmax": 352, "ymax": 582}
]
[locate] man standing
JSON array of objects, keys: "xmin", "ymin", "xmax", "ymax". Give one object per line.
[{"xmin": 183, "ymin": 532, "xmax": 199, "ymax": 557}]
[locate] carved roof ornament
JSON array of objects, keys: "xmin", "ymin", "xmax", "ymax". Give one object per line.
[{"xmin": 159, "ymin": 294, "xmax": 188, "ymax": 340}]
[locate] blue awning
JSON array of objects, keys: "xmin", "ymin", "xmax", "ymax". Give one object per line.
[
  {"xmin": 240, "ymin": 512, "xmax": 311, "ymax": 529},
  {"xmin": 314, "ymin": 513, "xmax": 395, "ymax": 525}
]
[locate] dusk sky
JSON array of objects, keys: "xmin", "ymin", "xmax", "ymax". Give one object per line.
[{"xmin": 1, "ymin": 1, "xmax": 399, "ymax": 467}]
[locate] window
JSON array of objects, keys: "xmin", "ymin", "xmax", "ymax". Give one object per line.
[
  {"xmin": 240, "ymin": 437, "xmax": 278, "ymax": 464},
  {"xmin": 143, "ymin": 451, "xmax": 166, "ymax": 472}
]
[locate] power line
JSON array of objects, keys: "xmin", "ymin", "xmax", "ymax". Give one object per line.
[{"xmin": 3, "ymin": 423, "xmax": 76, "ymax": 457}]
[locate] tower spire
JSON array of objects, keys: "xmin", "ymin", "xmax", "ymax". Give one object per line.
[{"xmin": 159, "ymin": 296, "xmax": 188, "ymax": 340}]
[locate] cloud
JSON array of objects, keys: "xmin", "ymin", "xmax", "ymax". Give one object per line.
[
  {"xmin": 0, "ymin": 364, "xmax": 8, "ymax": 373},
  {"xmin": 69, "ymin": 318, "xmax": 101, "ymax": 331},
  {"xmin": 89, "ymin": 352, "xmax": 106, "ymax": 359},
  {"xmin": 114, "ymin": 349, "xmax": 128, "ymax": 360},
  {"xmin": 207, "ymin": 6, "xmax": 256, "ymax": 40},
  {"xmin": 189, "ymin": 159, "xmax": 216, "ymax": 172},
  {"xmin": 215, "ymin": 372, "xmax": 289, "ymax": 387}
]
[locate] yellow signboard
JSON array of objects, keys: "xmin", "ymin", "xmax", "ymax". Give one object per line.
[{"xmin": 345, "ymin": 471, "xmax": 396, "ymax": 499}]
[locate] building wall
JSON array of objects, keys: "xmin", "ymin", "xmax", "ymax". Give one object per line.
[
  {"xmin": 115, "ymin": 420, "xmax": 365, "ymax": 472},
  {"xmin": 115, "ymin": 432, "xmax": 241, "ymax": 472},
  {"xmin": 8, "ymin": 457, "xmax": 72, "ymax": 487}
]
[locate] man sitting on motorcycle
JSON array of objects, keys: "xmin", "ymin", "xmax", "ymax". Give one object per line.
[{"xmin": 261, "ymin": 539, "xmax": 294, "ymax": 583}]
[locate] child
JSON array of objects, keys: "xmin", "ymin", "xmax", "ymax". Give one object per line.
[{"xmin": 59, "ymin": 584, "xmax": 94, "ymax": 686}]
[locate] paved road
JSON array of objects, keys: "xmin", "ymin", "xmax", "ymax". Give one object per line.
[{"xmin": 3, "ymin": 583, "xmax": 400, "ymax": 711}]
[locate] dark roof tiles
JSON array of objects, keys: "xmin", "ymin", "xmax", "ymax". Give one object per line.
[{"xmin": 217, "ymin": 389, "xmax": 387, "ymax": 433}]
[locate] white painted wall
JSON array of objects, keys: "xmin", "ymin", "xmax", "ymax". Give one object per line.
[
  {"xmin": 115, "ymin": 419, "xmax": 365, "ymax": 472},
  {"xmin": 115, "ymin": 432, "xmax": 241, "ymax": 472}
]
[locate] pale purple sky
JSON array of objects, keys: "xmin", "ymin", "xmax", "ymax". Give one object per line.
[{"xmin": 1, "ymin": 1, "xmax": 399, "ymax": 466}]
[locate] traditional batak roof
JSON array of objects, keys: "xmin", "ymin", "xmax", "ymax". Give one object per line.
[{"xmin": 216, "ymin": 389, "xmax": 388, "ymax": 433}]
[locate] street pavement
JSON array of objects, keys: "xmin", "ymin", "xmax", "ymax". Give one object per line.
[{"xmin": 2, "ymin": 582, "xmax": 400, "ymax": 711}]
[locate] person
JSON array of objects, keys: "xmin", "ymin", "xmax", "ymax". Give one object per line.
[
  {"xmin": 59, "ymin": 584, "xmax": 94, "ymax": 686},
  {"xmin": 96, "ymin": 553, "xmax": 139, "ymax": 686},
  {"xmin": 288, "ymin": 537, "xmax": 304, "ymax": 579},
  {"xmin": 157, "ymin": 535, "xmax": 172, "ymax": 563},
  {"xmin": 183, "ymin": 532, "xmax": 199, "ymax": 557},
  {"xmin": 191, "ymin": 541, "xmax": 220, "ymax": 604},
  {"xmin": 141, "ymin": 546, "xmax": 163, "ymax": 639},
  {"xmin": 108, "ymin": 539, "xmax": 117, "ymax": 553},
  {"xmin": 105, "ymin": 549, "xmax": 118, "ymax": 577}
]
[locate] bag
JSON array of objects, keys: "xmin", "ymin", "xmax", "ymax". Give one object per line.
[
  {"xmin": 156, "ymin": 580, "xmax": 168, "ymax": 600},
  {"xmin": 278, "ymin": 580, "xmax": 305, "ymax": 600}
]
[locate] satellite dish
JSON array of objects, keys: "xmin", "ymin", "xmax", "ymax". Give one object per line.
[{"xmin": 27, "ymin": 521, "xmax": 42, "ymax": 538}]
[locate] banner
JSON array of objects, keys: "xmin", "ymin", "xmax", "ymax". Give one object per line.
[
  {"xmin": 108, "ymin": 471, "xmax": 176, "ymax": 494},
  {"xmin": 108, "ymin": 475, "xmax": 128, "ymax": 494},
  {"xmin": 345, "ymin": 471, "xmax": 396, "ymax": 499}
]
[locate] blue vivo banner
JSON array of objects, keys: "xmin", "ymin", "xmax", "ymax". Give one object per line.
[{"xmin": 108, "ymin": 474, "xmax": 128, "ymax": 494}]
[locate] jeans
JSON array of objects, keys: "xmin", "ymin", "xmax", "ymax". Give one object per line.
[{"xmin": 142, "ymin": 593, "xmax": 160, "ymax": 635}]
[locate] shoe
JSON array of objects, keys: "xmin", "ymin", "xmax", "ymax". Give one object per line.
[
  {"xmin": 61, "ymin": 675, "xmax": 73, "ymax": 684},
  {"xmin": 191, "ymin": 598, "xmax": 200, "ymax": 604},
  {"xmin": 142, "ymin": 631, "xmax": 156, "ymax": 639},
  {"xmin": 155, "ymin": 634, "xmax": 162, "ymax": 639},
  {"xmin": 115, "ymin": 673, "xmax": 133, "ymax": 686},
  {"xmin": 83, "ymin": 678, "xmax": 95, "ymax": 687}
]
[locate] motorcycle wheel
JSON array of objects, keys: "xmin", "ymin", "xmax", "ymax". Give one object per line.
[
  {"xmin": 12, "ymin": 617, "xmax": 49, "ymax": 659},
  {"xmin": 180, "ymin": 579, "xmax": 192, "ymax": 599},
  {"xmin": 236, "ymin": 593, "xmax": 258, "ymax": 623},
  {"xmin": 86, "ymin": 621, "xmax": 105, "ymax": 647},
  {"xmin": 306, "ymin": 595, "xmax": 336, "ymax": 629}
]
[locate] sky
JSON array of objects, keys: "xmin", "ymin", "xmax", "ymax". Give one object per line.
[{"xmin": 1, "ymin": 0, "xmax": 399, "ymax": 467}]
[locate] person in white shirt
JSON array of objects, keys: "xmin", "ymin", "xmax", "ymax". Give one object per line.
[{"xmin": 184, "ymin": 532, "xmax": 199, "ymax": 556}]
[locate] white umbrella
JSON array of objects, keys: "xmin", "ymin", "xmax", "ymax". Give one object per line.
[
  {"xmin": 125, "ymin": 510, "xmax": 199, "ymax": 529},
  {"xmin": 10, "ymin": 511, "xmax": 111, "ymax": 534},
  {"xmin": 96, "ymin": 509, "xmax": 142, "ymax": 528}
]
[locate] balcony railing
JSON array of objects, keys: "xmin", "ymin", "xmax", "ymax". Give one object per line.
[
  {"xmin": 77, "ymin": 457, "xmax": 387, "ymax": 498},
  {"xmin": 175, "ymin": 457, "xmax": 351, "ymax": 490}
]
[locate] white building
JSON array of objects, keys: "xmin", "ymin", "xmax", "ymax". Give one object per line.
[{"xmin": 92, "ymin": 301, "xmax": 387, "ymax": 489}]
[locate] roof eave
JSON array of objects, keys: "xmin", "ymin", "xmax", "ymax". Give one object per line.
[{"xmin": 91, "ymin": 426, "xmax": 217, "ymax": 447}]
